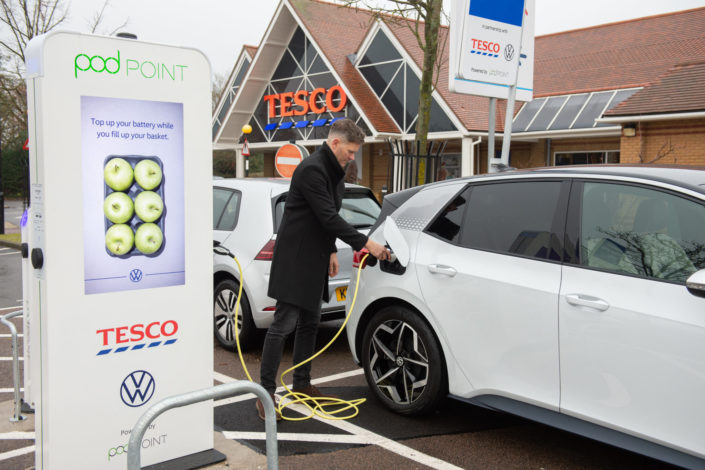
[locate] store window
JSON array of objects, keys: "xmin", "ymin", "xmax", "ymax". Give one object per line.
[
  {"xmin": 357, "ymin": 29, "xmax": 456, "ymax": 134},
  {"xmin": 555, "ymin": 151, "xmax": 619, "ymax": 166},
  {"xmin": 245, "ymin": 27, "xmax": 370, "ymax": 144},
  {"xmin": 213, "ymin": 57, "xmax": 251, "ymax": 139}
]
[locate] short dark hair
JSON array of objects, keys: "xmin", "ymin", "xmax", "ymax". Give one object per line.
[{"xmin": 328, "ymin": 118, "xmax": 365, "ymax": 145}]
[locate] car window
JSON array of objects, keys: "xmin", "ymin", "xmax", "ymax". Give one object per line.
[
  {"xmin": 458, "ymin": 181, "xmax": 563, "ymax": 260},
  {"xmin": 340, "ymin": 192, "xmax": 381, "ymax": 228},
  {"xmin": 426, "ymin": 187, "xmax": 471, "ymax": 244},
  {"xmin": 580, "ymin": 182, "xmax": 705, "ymax": 283},
  {"xmin": 272, "ymin": 191, "xmax": 381, "ymax": 232},
  {"xmin": 213, "ymin": 188, "xmax": 241, "ymax": 231}
]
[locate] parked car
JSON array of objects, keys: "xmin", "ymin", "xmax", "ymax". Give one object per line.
[
  {"xmin": 346, "ymin": 165, "xmax": 705, "ymax": 468},
  {"xmin": 213, "ymin": 177, "xmax": 380, "ymax": 349}
]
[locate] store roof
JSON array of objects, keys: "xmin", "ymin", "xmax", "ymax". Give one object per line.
[
  {"xmin": 213, "ymin": 1, "xmax": 705, "ymax": 145},
  {"xmin": 604, "ymin": 61, "xmax": 705, "ymax": 117}
]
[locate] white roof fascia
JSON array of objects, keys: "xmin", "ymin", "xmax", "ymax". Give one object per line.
[
  {"xmin": 283, "ymin": 0, "xmax": 381, "ymax": 137},
  {"xmin": 513, "ymin": 126, "xmax": 622, "ymax": 140},
  {"xmin": 212, "ymin": 49, "xmax": 252, "ymax": 127},
  {"xmin": 214, "ymin": 0, "xmax": 290, "ymax": 146},
  {"xmin": 597, "ymin": 110, "xmax": 705, "ymax": 123},
  {"xmin": 377, "ymin": 21, "xmax": 467, "ymax": 134}
]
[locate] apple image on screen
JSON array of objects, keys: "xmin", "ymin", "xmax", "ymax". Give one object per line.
[
  {"xmin": 134, "ymin": 159, "xmax": 163, "ymax": 190},
  {"xmin": 134, "ymin": 191, "xmax": 164, "ymax": 223},
  {"xmin": 103, "ymin": 192, "xmax": 134, "ymax": 224},
  {"xmin": 104, "ymin": 158, "xmax": 134, "ymax": 191},
  {"xmin": 135, "ymin": 223, "xmax": 163, "ymax": 254},
  {"xmin": 105, "ymin": 224, "xmax": 134, "ymax": 256}
]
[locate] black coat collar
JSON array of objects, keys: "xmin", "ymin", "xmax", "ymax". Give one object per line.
[{"xmin": 320, "ymin": 141, "xmax": 345, "ymax": 182}]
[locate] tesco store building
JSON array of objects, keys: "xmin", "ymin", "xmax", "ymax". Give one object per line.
[{"xmin": 213, "ymin": 1, "xmax": 705, "ymax": 197}]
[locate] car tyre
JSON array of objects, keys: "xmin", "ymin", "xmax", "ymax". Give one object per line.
[
  {"xmin": 214, "ymin": 278, "xmax": 256, "ymax": 350},
  {"xmin": 361, "ymin": 305, "xmax": 446, "ymax": 415}
]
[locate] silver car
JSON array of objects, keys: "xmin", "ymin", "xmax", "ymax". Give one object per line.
[{"xmin": 213, "ymin": 177, "xmax": 380, "ymax": 349}]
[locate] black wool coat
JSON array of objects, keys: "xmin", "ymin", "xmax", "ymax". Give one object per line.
[{"xmin": 267, "ymin": 142, "xmax": 369, "ymax": 312}]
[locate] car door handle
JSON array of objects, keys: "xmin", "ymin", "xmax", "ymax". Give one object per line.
[
  {"xmin": 565, "ymin": 294, "xmax": 610, "ymax": 311},
  {"xmin": 428, "ymin": 264, "xmax": 457, "ymax": 277}
]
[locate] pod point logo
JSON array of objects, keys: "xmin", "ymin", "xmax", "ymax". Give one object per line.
[
  {"xmin": 120, "ymin": 370, "xmax": 155, "ymax": 407},
  {"xmin": 73, "ymin": 50, "xmax": 188, "ymax": 81}
]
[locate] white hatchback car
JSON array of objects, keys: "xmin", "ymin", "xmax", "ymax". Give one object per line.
[
  {"xmin": 213, "ymin": 178, "xmax": 380, "ymax": 349},
  {"xmin": 346, "ymin": 166, "xmax": 705, "ymax": 468}
]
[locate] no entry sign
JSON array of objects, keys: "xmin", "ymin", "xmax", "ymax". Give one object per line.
[{"xmin": 275, "ymin": 143, "xmax": 309, "ymax": 178}]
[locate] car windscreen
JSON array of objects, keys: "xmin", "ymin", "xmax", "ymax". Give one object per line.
[{"xmin": 273, "ymin": 190, "xmax": 381, "ymax": 233}]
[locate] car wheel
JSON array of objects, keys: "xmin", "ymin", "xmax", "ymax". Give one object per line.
[
  {"xmin": 361, "ymin": 305, "xmax": 446, "ymax": 415},
  {"xmin": 214, "ymin": 278, "xmax": 256, "ymax": 350}
]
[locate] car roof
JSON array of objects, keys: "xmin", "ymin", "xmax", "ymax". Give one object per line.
[{"xmin": 428, "ymin": 165, "xmax": 705, "ymax": 196}]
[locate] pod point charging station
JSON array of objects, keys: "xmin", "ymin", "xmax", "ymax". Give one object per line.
[{"xmin": 25, "ymin": 32, "xmax": 216, "ymax": 469}]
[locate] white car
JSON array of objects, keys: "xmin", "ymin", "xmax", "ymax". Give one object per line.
[
  {"xmin": 213, "ymin": 178, "xmax": 380, "ymax": 349},
  {"xmin": 346, "ymin": 166, "xmax": 705, "ymax": 468}
]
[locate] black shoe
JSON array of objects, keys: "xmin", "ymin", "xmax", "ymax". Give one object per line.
[{"xmin": 256, "ymin": 394, "xmax": 282, "ymax": 421}]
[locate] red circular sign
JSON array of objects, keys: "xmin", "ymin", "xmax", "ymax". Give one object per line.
[{"xmin": 275, "ymin": 144, "xmax": 309, "ymax": 178}]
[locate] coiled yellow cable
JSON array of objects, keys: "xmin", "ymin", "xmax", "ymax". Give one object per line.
[{"xmin": 229, "ymin": 252, "xmax": 369, "ymax": 421}]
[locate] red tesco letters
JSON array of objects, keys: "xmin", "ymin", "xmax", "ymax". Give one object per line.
[{"xmin": 97, "ymin": 320, "xmax": 178, "ymax": 346}]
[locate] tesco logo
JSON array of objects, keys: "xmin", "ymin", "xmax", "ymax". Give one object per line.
[
  {"xmin": 96, "ymin": 321, "xmax": 178, "ymax": 356},
  {"xmin": 471, "ymin": 38, "xmax": 501, "ymax": 54},
  {"xmin": 263, "ymin": 85, "xmax": 347, "ymax": 118}
]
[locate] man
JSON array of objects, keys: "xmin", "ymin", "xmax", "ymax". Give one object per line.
[{"xmin": 257, "ymin": 119, "xmax": 389, "ymax": 420}]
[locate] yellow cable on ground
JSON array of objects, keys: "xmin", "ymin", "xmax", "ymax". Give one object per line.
[{"xmin": 229, "ymin": 251, "xmax": 369, "ymax": 421}]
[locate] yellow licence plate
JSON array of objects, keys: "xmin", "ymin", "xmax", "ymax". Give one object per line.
[{"xmin": 335, "ymin": 286, "xmax": 348, "ymax": 302}]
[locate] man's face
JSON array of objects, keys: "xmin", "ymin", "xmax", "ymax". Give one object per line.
[{"xmin": 329, "ymin": 137, "xmax": 360, "ymax": 169}]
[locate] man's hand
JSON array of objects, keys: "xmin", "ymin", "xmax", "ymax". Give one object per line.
[
  {"xmin": 365, "ymin": 239, "xmax": 391, "ymax": 261},
  {"xmin": 329, "ymin": 252, "xmax": 339, "ymax": 278}
]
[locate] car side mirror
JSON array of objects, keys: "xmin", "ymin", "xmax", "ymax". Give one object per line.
[{"xmin": 686, "ymin": 269, "xmax": 705, "ymax": 298}]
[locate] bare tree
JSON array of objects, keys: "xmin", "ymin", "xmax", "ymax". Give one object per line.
[
  {"xmin": 638, "ymin": 135, "xmax": 682, "ymax": 164},
  {"xmin": 342, "ymin": 0, "xmax": 446, "ymax": 153}
]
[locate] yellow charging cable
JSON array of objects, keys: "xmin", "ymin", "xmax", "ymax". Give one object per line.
[{"xmin": 228, "ymin": 250, "xmax": 369, "ymax": 421}]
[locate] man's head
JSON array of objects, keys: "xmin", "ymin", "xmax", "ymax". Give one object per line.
[{"xmin": 327, "ymin": 118, "xmax": 365, "ymax": 169}]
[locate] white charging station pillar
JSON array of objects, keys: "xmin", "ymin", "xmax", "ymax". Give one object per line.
[{"xmin": 25, "ymin": 32, "xmax": 214, "ymax": 469}]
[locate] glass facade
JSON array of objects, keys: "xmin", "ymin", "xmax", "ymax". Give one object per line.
[
  {"xmin": 213, "ymin": 57, "xmax": 251, "ymax": 139},
  {"xmin": 245, "ymin": 27, "xmax": 370, "ymax": 144},
  {"xmin": 357, "ymin": 29, "xmax": 456, "ymax": 134}
]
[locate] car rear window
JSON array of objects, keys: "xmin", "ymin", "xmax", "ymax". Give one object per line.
[{"xmin": 273, "ymin": 190, "xmax": 381, "ymax": 232}]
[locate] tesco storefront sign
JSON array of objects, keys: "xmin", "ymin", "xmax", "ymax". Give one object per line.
[{"xmin": 263, "ymin": 85, "xmax": 347, "ymax": 118}]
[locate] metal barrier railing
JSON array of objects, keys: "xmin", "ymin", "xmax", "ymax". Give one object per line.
[
  {"xmin": 0, "ymin": 310, "xmax": 25, "ymax": 422},
  {"xmin": 127, "ymin": 381, "xmax": 278, "ymax": 470}
]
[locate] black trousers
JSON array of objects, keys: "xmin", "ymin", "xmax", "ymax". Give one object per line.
[{"xmin": 260, "ymin": 301, "xmax": 321, "ymax": 394}]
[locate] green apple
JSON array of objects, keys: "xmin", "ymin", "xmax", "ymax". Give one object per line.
[
  {"xmin": 103, "ymin": 192, "xmax": 134, "ymax": 224},
  {"xmin": 134, "ymin": 191, "xmax": 164, "ymax": 222},
  {"xmin": 104, "ymin": 158, "xmax": 134, "ymax": 191},
  {"xmin": 134, "ymin": 159, "xmax": 163, "ymax": 190},
  {"xmin": 135, "ymin": 223, "xmax": 163, "ymax": 254},
  {"xmin": 105, "ymin": 224, "xmax": 134, "ymax": 256}
]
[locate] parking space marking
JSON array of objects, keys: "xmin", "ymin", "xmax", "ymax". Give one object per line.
[
  {"xmin": 0, "ymin": 445, "xmax": 35, "ymax": 462},
  {"xmin": 0, "ymin": 388, "xmax": 24, "ymax": 393},
  {"xmin": 0, "ymin": 334, "xmax": 23, "ymax": 338},
  {"xmin": 0, "ymin": 357, "xmax": 23, "ymax": 361},
  {"xmin": 222, "ymin": 431, "xmax": 371, "ymax": 444},
  {"xmin": 0, "ymin": 432, "xmax": 34, "ymax": 440},
  {"xmin": 215, "ymin": 369, "xmax": 462, "ymax": 470},
  {"xmin": 213, "ymin": 369, "xmax": 363, "ymax": 407},
  {"xmin": 0, "ymin": 252, "xmax": 20, "ymax": 256},
  {"xmin": 0, "ymin": 306, "xmax": 22, "ymax": 312}
]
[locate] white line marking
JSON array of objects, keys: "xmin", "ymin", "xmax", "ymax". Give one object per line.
[
  {"xmin": 215, "ymin": 368, "xmax": 461, "ymax": 469},
  {"xmin": 0, "ymin": 306, "xmax": 22, "ymax": 312},
  {"xmin": 0, "ymin": 357, "xmax": 23, "ymax": 361},
  {"xmin": 0, "ymin": 445, "xmax": 35, "ymax": 462},
  {"xmin": 0, "ymin": 432, "xmax": 34, "ymax": 440},
  {"xmin": 0, "ymin": 252, "xmax": 20, "ymax": 256},
  {"xmin": 222, "ymin": 431, "xmax": 371, "ymax": 444},
  {"xmin": 0, "ymin": 334, "xmax": 23, "ymax": 338},
  {"xmin": 0, "ymin": 247, "xmax": 9, "ymax": 251},
  {"xmin": 0, "ymin": 388, "xmax": 24, "ymax": 393},
  {"xmin": 212, "ymin": 368, "xmax": 363, "ymax": 407}
]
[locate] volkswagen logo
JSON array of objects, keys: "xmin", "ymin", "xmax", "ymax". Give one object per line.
[
  {"xmin": 120, "ymin": 370, "xmax": 155, "ymax": 407},
  {"xmin": 130, "ymin": 269, "xmax": 143, "ymax": 282},
  {"xmin": 504, "ymin": 44, "xmax": 516, "ymax": 61}
]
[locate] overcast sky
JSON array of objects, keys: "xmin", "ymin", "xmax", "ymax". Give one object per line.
[{"xmin": 56, "ymin": 0, "xmax": 705, "ymax": 78}]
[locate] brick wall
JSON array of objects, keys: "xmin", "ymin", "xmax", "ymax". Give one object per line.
[{"xmin": 620, "ymin": 118, "xmax": 705, "ymax": 166}]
